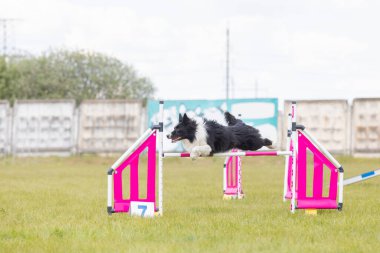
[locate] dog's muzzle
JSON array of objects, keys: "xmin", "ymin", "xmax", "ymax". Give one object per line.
[{"xmin": 167, "ymin": 133, "xmax": 182, "ymax": 143}]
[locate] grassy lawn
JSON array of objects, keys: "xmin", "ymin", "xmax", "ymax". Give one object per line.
[{"xmin": 0, "ymin": 155, "xmax": 379, "ymax": 253}]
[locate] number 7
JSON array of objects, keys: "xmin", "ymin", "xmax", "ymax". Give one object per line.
[{"xmin": 138, "ymin": 204, "xmax": 147, "ymax": 217}]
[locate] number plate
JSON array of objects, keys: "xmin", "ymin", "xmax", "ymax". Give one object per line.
[{"xmin": 130, "ymin": 201, "xmax": 155, "ymax": 218}]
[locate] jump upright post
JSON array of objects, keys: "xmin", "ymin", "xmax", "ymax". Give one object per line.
[{"xmin": 107, "ymin": 100, "xmax": 345, "ymax": 217}]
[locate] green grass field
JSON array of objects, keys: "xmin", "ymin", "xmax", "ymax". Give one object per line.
[{"xmin": 0, "ymin": 155, "xmax": 379, "ymax": 253}]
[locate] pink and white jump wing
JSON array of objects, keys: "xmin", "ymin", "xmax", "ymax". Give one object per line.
[{"xmin": 223, "ymin": 149, "xmax": 243, "ymax": 200}]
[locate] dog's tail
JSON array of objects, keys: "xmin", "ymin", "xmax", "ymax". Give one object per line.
[
  {"xmin": 263, "ymin": 138, "xmax": 275, "ymax": 149},
  {"xmin": 224, "ymin": 111, "xmax": 240, "ymax": 126}
]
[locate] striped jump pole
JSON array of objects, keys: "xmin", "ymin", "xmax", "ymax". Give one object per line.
[
  {"xmin": 290, "ymin": 101, "xmax": 297, "ymax": 214},
  {"xmin": 158, "ymin": 100, "xmax": 164, "ymax": 216},
  {"xmin": 283, "ymin": 113, "xmax": 292, "ymax": 202},
  {"xmin": 163, "ymin": 151, "xmax": 292, "ymax": 158},
  {"xmin": 343, "ymin": 169, "xmax": 380, "ymax": 186}
]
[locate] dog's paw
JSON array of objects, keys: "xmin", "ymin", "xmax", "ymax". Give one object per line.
[{"xmin": 190, "ymin": 152, "xmax": 199, "ymax": 160}]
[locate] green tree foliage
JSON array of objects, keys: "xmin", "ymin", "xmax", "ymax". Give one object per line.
[
  {"xmin": 0, "ymin": 57, "xmax": 18, "ymax": 102},
  {"xmin": 0, "ymin": 50, "xmax": 155, "ymax": 103}
]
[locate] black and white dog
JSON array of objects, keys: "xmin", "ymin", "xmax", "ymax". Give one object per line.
[{"xmin": 166, "ymin": 112, "xmax": 273, "ymax": 159}]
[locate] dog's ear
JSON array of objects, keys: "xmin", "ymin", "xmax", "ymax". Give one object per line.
[
  {"xmin": 182, "ymin": 113, "xmax": 189, "ymax": 123},
  {"xmin": 178, "ymin": 113, "xmax": 183, "ymax": 122}
]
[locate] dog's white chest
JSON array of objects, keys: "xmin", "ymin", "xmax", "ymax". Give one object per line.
[
  {"xmin": 181, "ymin": 139, "xmax": 207, "ymax": 152},
  {"xmin": 181, "ymin": 118, "xmax": 208, "ymax": 152},
  {"xmin": 181, "ymin": 139, "xmax": 194, "ymax": 152}
]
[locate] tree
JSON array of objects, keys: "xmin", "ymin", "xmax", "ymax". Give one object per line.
[
  {"xmin": 0, "ymin": 57, "xmax": 19, "ymax": 102},
  {"xmin": 0, "ymin": 50, "xmax": 155, "ymax": 103}
]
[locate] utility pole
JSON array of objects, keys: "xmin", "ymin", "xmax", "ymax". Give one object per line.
[
  {"xmin": 226, "ymin": 26, "xmax": 230, "ymax": 101},
  {"xmin": 0, "ymin": 18, "xmax": 20, "ymax": 59},
  {"xmin": 231, "ymin": 78, "xmax": 234, "ymax": 99},
  {"xmin": 254, "ymin": 79, "xmax": 258, "ymax": 98}
]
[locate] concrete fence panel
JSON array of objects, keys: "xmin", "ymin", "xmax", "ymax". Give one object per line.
[
  {"xmin": 12, "ymin": 100, "xmax": 76, "ymax": 155},
  {"xmin": 352, "ymin": 98, "xmax": 380, "ymax": 155},
  {"xmin": 0, "ymin": 100, "xmax": 11, "ymax": 154},
  {"xmin": 77, "ymin": 100, "xmax": 143, "ymax": 153},
  {"xmin": 283, "ymin": 100, "xmax": 349, "ymax": 154},
  {"xmin": 4, "ymin": 98, "xmax": 380, "ymax": 156}
]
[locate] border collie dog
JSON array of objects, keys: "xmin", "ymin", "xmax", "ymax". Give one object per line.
[{"xmin": 167, "ymin": 112, "xmax": 273, "ymax": 159}]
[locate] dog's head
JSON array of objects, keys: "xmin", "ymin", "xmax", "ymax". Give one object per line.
[{"xmin": 166, "ymin": 113, "xmax": 197, "ymax": 143}]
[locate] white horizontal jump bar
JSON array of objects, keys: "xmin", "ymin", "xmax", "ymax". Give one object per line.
[{"xmin": 163, "ymin": 150, "xmax": 292, "ymax": 158}]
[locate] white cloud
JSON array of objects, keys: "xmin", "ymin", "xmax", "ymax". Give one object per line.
[{"xmin": 292, "ymin": 32, "xmax": 368, "ymax": 70}]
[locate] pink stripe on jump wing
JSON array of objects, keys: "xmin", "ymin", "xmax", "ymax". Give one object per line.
[
  {"xmin": 297, "ymin": 199, "xmax": 338, "ymax": 209},
  {"xmin": 245, "ymin": 151, "xmax": 278, "ymax": 156},
  {"xmin": 180, "ymin": 153, "xmax": 190, "ymax": 157},
  {"xmin": 114, "ymin": 202, "xmax": 130, "ymax": 212}
]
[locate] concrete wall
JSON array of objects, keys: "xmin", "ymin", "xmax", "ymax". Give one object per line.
[
  {"xmin": 351, "ymin": 98, "xmax": 380, "ymax": 156},
  {"xmin": 77, "ymin": 100, "xmax": 143, "ymax": 153},
  {"xmin": 1, "ymin": 98, "xmax": 380, "ymax": 156},
  {"xmin": 0, "ymin": 100, "xmax": 11, "ymax": 154},
  {"xmin": 12, "ymin": 100, "xmax": 76, "ymax": 156},
  {"xmin": 283, "ymin": 100, "xmax": 350, "ymax": 154}
]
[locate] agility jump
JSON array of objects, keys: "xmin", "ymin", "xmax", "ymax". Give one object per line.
[{"xmin": 107, "ymin": 101, "xmax": 345, "ymax": 217}]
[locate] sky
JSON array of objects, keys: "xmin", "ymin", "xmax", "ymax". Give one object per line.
[{"xmin": 1, "ymin": 0, "xmax": 380, "ymax": 102}]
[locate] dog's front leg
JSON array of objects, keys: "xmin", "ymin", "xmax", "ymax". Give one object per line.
[
  {"xmin": 198, "ymin": 145, "xmax": 212, "ymax": 156},
  {"xmin": 190, "ymin": 146, "xmax": 202, "ymax": 160},
  {"xmin": 190, "ymin": 145, "xmax": 212, "ymax": 160}
]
